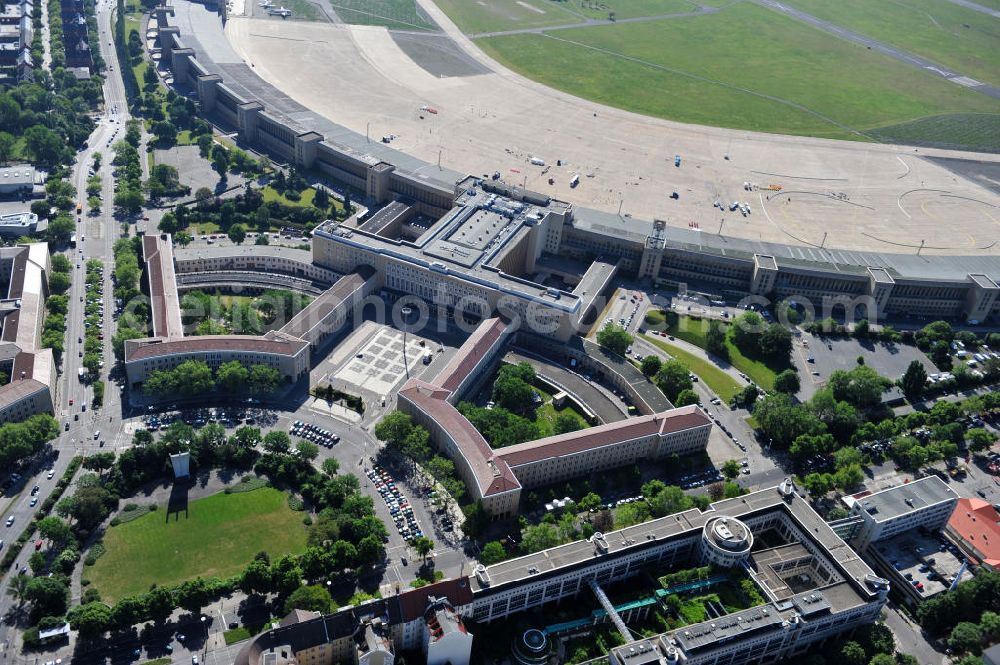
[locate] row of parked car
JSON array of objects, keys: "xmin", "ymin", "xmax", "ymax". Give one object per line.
[
  {"xmin": 367, "ymin": 466, "xmax": 423, "ymax": 543},
  {"xmin": 290, "ymin": 421, "xmax": 340, "ymax": 448},
  {"xmin": 680, "ymin": 468, "xmax": 725, "ymax": 489}
]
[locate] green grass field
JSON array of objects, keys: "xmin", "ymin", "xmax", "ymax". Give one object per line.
[
  {"xmin": 278, "ymin": 0, "xmax": 324, "ymax": 21},
  {"xmin": 642, "ymin": 334, "xmax": 741, "ymax": 402},
  {"xmin": 262, "ymin": 185, "xmax": 316, "ymax": 208},
  {"xmin": 477, "ymin": 3, "xmax": 1000, "ymax": 140},
  {"xmin": 89, "ymin": 487, "xmax": 307, "ymax": 603},
  {"xmin": 777, "ymin": 0, "xmax": 1000, "ymax": 89},
  {"xmin": 654, "ymin": 314, "xmax": 779, "ymax": 391},
  {"xmin": 869, "ymin": 113, "xmax": 1000, "ymax": 154},
  {"xmin": 328, "ymin": 0, "xmax": 436, "ymax": 30},
  {"xmin": 568, "ymin": 0, "xmax": 702, "ymax": 20},
  {"xmin": 533, "ymin": 386, "xmax": 590, "ymax": 436},
  {"xmin": 433, "ymin": 0, "xmax": 582, "ymax": 33}
]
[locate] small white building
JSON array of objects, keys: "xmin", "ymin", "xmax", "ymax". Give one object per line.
[
  {"xmin": 422, "ymin": 597, "xmax": 472, "ymax": 665},
  {"xmin": 846, "ymin": 476, "xmax": 959, "ymax": 551}
]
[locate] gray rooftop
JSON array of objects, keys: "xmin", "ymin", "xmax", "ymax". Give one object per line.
[
  {"xmin": 174, "ymin": 244, "xmax": 314, "ymax": 265},
  {"xmin": 857, "ymin": 476, "xmax": 958, "ymax": 523},
  {"xmin": 473, "ymin": 484, "xmax": 879, "ymax": 611}
]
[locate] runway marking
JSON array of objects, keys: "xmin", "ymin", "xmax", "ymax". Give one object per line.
[
  {"xmin": 516, "ymin": 0, "xmax": 546, "ymax": 13},
  {"xmin": 750, "ymin": 170, "xmax": 847, "ymax": 182},
  {"xmin": 896, "ymin": 196, "xmax": 911, "ymax": 219},
  {"xmin": 895, "ymin": 156, "xmax": 910, "ymax": 179}
]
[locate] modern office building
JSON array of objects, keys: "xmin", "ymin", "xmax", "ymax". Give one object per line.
[
  {"xmin": 0, "ymin": 212, "xmax": 39, "ymax": 236},
  {"xmin": 0, "ymin": 2, "xmax": 32, "ymax": 84},
  {"xmin": 237, "ymin": 483, "xmax": 889, "ymax": 665},
  {"xmin": 0, "ymin": 166, "xmax": 37, "ymax": 197},
  {"xmin": 845, "ymin": 476, "xmax": 959, "ymax": 551}
]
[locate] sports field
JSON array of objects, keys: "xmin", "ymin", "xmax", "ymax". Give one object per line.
[
  {"xmin": 476, "ymin": 2, "xmax": 1000, "ymax": 140},
  {"xmin": 88, "ymin": 487, "xmax": 307, "ymax": 602}
]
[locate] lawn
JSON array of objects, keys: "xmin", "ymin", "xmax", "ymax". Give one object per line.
[
  {"xmin": 642, "ymin": 334, "xmax": 741, "ymax": 403},
  {"xmin": 477, "ymin": 2, "xmax": 1000, "ymax": 140},
  {"xmin": 277, "ymin": 0, "xmax": 324, "ymax": 21},
  {"xmin": 568, "ymin": 0, "xmax": 702, "ymax": 20},
  {"xmin": 88, "ymin": 487, "xmax": 308, "ymax": 603},
  {"xmin": 653, "ymin": 314, "xmax": 779, "ymax": 391},
  {"xmin": 777, "ymin": 0, "xmax": 1000, "ymax": 89},
  {"xmin": 869, "ymin": 113, "xmax": 1000, "ymax": 154},
  {"xmin": 328, "ymin": 0, "xmax": 436, "ymax": 30},
  {"xmin": 533, "ymin": 386, "xmax": 590, "ymax": 437},
  {"xmin": 262, "ymin": 185, "xmax": 316, "ymax": 208},
  {"xmin": 433, "ymin": 0, "xmax": 582, "ymax": 33}
]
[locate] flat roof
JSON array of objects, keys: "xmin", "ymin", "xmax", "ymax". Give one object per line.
[
  {"xmin": 497, "ymin": 405, "xmax": 709, "ymax": 468},
  {"xmin": 969, "ymin": 273, "xmax": 1000, "ymax": 290},
  {"xmin": 174, "ymin": 244, "xmax": 315, "ymax": 265},
  {"xmin": 867, "ymin": 267, "xmax": 895, "ymax": 284},
  {"xmin": 859, "ymin": 476, "xmax": 958, "ymax": 523},
  {"xmin": 578, "ymin": 337, "xmax": 672, "ymax": 413},
  {"xmin": 473, "ymin": 484, "xmax": 880, "ymax": 604},
  {"xmin": 0, "ymin": 165, "xmax": 34, "ymax": 186},
  {"xmin": 124, "ymin": 331, "xmax": 309, "ymax": 362}
]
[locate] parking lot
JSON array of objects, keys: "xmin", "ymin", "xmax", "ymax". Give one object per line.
[{"xmin": 794, "ymin": 332, "xmax": 936, "ymax": 400}]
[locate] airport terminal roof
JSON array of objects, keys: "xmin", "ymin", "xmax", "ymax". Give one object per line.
[
  {"xmin": 855, "ymin": 476, "xmax": 958, "ymax": 523},
  {"xmin": 497, "ymin": 405, "xmax": 709, "ymax": 468}
]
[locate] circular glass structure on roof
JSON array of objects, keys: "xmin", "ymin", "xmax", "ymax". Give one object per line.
[{"xmin": 701, "ymin": 516, "xmax": 754, "ymax": 567}]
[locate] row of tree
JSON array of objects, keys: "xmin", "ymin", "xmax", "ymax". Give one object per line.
[{"xmin": 143, "ymin": 359, "xmax": 283, "ymax": 398}]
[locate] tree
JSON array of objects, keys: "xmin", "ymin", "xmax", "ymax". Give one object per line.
[
  {"xmin": 731, "ymin": 311, "xmax": 765, "ymax": 354},
  {"xmin": 654, "ymin": 360, "xmax": 692, "ymax": 402},
  {"xmin": 899, "ymin": 360, "xmax": 927, "ymax": 401},
  {"xmin": 374, "ymin": 411, "xmax": 414, "ymax": 447},
  {"xmin": 240, "ymin": 558, "xmax": 274, "ymax": 595},
  {"xmin": 759, "ymin": 323, "xmax": 792, "ymax": 360},
  {"xmin": 412, "ymin": 536, "xmax": 434, "ymax": 560},
  {"xmin": 867, "ymin": 656, "xmax": 894, "ymax": 665},
  {"xmin": 553, "ymin": 413, "xmax": 582, "ymax": 434},
  {"xmin": 706, "ymin": 319, "xmax": 728, "ymax": 358},
  {"xmin": 146, "ymin": 585, "xmax": 176, "ymax": 623},
  {"xmin": 773, "ymin": 369, "xmax": 800, "ymax": 394},
  {"xmin": 577, "ymin": 492, "xmax": 602, "ymax": 512},
  {"xmin": 640, "ymin": 355, "xmax": 662, "ymax": 377},
  {"xmin": 38, "ymin": 516, "xmax": 74, "ymax": 549},
  {"xmin": 950, "ymin": 621, "xmax": 983, "ymax": 655},
  {"xmin": 834, "ymin": 463, "xmax": 864, "ymax": 491},
  {"xmin": 853, "ymin": 318, "xmax": 870, "ymax": 338},
  {"xmin": 839, "ymin": 641, "xmax": 867, "ymax": 665},
  {"xmin": 491, "ymin": 364, "xmax": 537, "ymax": 413},
  {"xmin": 966, "ymin": 428, "xmax": 995, "ymax": 453},
  {"xmin": 0, "ymin": 131, "xmax": 14, "ymax": 164},
  {"xmin": 263, "ymin": 430, "xmax": 291, "ymax": 454},
  {"xmin": 46, "ymin": 214, "xmax": 76, "ymax": 243},
  {"xmin": 479, "ymin": 541, "xmax": 506, "ymax": 565},
  {"xmin": 67, "ymin": 601, "xmax": 112, "ymax": 639},
  {"xmin": 321, "ymin": 457, "xmax": 340, "ymax": 477},
  {"xmin": 296, "ymin": 441, "xmax": 319, "ymax": 462},
  {"xmin": 176, "ymin": 577, "xmax": 212, "ymax": 615},
  {"xmin": 722, "ymin": 459, "xmax": 741, "ymax": 480},
  {"xmin": 249, "ymin": 364, "xmax": 281, "ymax": 394},
  {"xmin": 6, "ymin": 574, "xmax": 30, "ymax": 612},
  {"xmin": 596, "ymin": 323, "xmax": 632, "ymax": 356},
  {"xmin": 801, "ymin": 472, "xmax": 834, "ymax": 497},
  {"xmin": 980, "ymin": 611, "xmax": 1000, "ymax": 641},
  {"xmin": 522, "ymin": 523, "xmax": 561, "ymax": 553},
  {"xmin": 753, "ymin": 394, "xmax": 824, "ymax": 448},
  {"xmin": 284, "ymin": 584, "xmax": 334, "ymax": 615},
  {"xmin": 228, "ymin": 223, "xmax": 247, "ymax": 244},
  {"xmin": 828, "ymin": 366, "xmax": 891, "ymax": 410},
  {"xmin": 217, "ymin": 360, "xmax": 249, "ymax": 394},
  {"xmin": 26, "ymin": 576, "xmax": 69, "ymax": 619},
  {"xmin": 674, "ymin": 389, "xmax": 700, "ymax": 406}
]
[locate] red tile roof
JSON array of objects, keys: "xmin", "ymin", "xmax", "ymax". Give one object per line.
[
  {"xmin": 948, "ymin": 498, "xmax": 1000, "ymax": 569},
  {"xmin": 496, "ymin": 405, "xmax": 711, "ymax": 467},
  {"xmin": 399, "ymin": 379, "xmax": 521, "ymax": 497},
  {"xmin": 125, "ymin": 333, "xmax": 308, "ymax": 362},
  {"xmin": 434, "ymin": 317, "xmax": 508, "ymax": 393},
  {"xmin": 396, "ymin": 577, "xmax": 474, "ymax": 623}
]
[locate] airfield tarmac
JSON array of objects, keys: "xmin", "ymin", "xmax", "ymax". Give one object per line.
[{"xmin": 224, "ymin": 12, "xmax": 1000, "ymax": 255}]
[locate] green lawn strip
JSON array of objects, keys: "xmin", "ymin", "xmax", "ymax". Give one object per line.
[
  {"xmin": 277, "ymin": 0, "xmax": 323, "ymax": 21},
  {"xmin": 532, "ymin": 385, "xmax": 590, "ymax": 437},
  {"xmin": 657, "ymin": 315, "xmax": 777, "ymax": 391},
  {"xmin": 642, "ymin": 335, "xmax": 741, "ymax": 402},
  {"xmin": 434, "ymin": 0, "xmax": 582, "ymax": 33},
  {"xmin": 568, "ymin": 0, "xmax": 701, "ymax": 20},
  {"xmin": 140, "ymin": 659, "xmax": 171, "ymax": 665},
  {"xmin": 477, "ymin": 3, "xmax": 1000, "ymax": 138},
  {"xmin": 224, "ymin": 627, "xmax": 252, "ymax": 645},
  {"xmin": 327, "ymin": 0, "xmax": 435, "ymax": 30},
  {"xmin": 868, "ymin": 113, "xmax": 1000, "ymax": 154},
  {"xmin": 262, "ymin": 185, "xmax": 316, "ymax": 208},
  {"xmin": 89, "ymin": 487, "xmax": 307, "ymax": 603},
  {"xmin": 776, "ymin": 0, "xmax": 1000, "ymax": 88}
]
